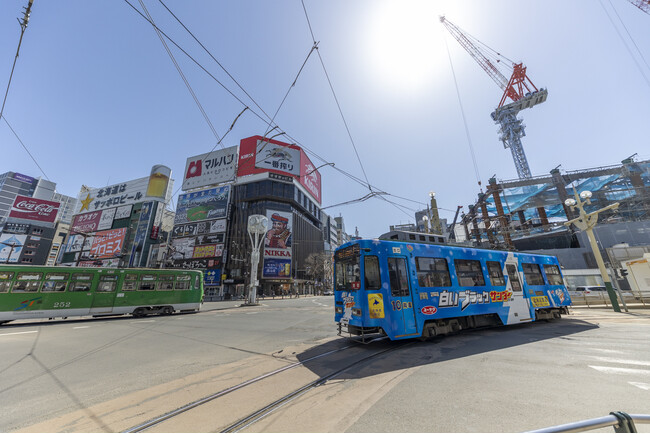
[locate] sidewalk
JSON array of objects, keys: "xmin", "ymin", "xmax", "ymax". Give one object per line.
[
  {"xmin": 201, "ymin": 295, "xmax": 318, "ymax": 312},
  {"xmin": 569, "ymin": 304, "xmax": 650, "ymax": 321}
]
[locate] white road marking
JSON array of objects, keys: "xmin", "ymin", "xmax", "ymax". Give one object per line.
[
  {"xmin": 73, "ymin": 326, "xmax": 90, "ymax": 329},
  {"xmin": 589, "ymin": 365, "xmax": 650, "ymax": 376},
  {"xmin": 629, "ymin": 382, "xmax": 650, "ymax": 391},
  {"xmin": 590, "ymin": 356, "xmax": 650, "ymax": 367},
  {"xmin": 0, "ymin": 330, "xmax": 38, "ymax": 337},
  {"xmin": 588, "ymin": 348, "xmax": 625, "ymax": 354}
]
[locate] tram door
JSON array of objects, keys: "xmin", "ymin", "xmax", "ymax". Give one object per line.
[
  {"xmin": 386, "ymin": 256, "xmax": 418, "ymax": 337},
  {"xmin": 503, "ymin": 260, "xmax": 532, "ymax": 323}
]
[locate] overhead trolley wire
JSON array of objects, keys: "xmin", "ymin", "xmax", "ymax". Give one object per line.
[
  {"xmin": 443, "ymin": 30, "xmax": 483, "ymax": 191},
  {"xmin": 598, "ymin": 0, "xmax": 650, "ymax": 90},
  {"xmin": 300, "ymin": 0, "xmax": 373, "ymax": 191},
  {"xmin": 125, "ymin": 1, "xmax": 440, "ymax": 217}
]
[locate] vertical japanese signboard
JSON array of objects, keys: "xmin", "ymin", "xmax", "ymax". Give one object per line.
[
  {"xmin": 262, "ymin": 210, "xmax": 292, "ymax": 279},
  {"xmin": 128, "ymin": 201, "xmax": 155, "ymax": 267}
]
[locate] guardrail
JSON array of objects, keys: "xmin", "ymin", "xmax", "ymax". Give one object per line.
[
  {"xmin": 529, "ymin": 412, "xmax": 650, "ymax": 432},
  {"xmin": 570, "ymin": 293, "xmax": 649, "ymax": 308}
]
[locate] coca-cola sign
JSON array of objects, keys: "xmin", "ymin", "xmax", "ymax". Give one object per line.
[{"xmin": 9, "ymin": 195, "xmax": 60, "ymax": 223}]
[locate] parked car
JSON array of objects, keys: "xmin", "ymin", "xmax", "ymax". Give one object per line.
[{"xmin": 323, "ymin": 290, "xmax": 334, "ymax": 296}]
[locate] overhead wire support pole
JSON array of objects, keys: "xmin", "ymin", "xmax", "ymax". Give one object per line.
[{"xmin": 1, "ymin": 0, "xmax": 34, "ymax": 121}]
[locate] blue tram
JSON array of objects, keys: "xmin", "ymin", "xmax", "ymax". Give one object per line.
[{"xmin": 334, "ymin": 239, "xmax": 571, "ymax": 341}]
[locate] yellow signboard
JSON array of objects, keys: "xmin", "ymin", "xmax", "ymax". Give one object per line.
[
  {"xmin": 368, "ymin": 293, "xmax": 385, "ymax": 319},
  {"xmin": 531, "ymin": 296, "xmax": 550, "ymax": 307}
]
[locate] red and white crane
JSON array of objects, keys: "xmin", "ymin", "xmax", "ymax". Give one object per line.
[{"xmin": 440, "ymin": 16, "xmax": 547, "ymax": 180}]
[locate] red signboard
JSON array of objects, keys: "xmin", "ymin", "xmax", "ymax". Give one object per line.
[
  {"xmin": 237, "ymin": 136, "xmax": 322, "ymax": 204},
  {"xmin": 71, "ymin": 211, "xmax": 102, "ymax": 234},
  {"xmin": 9, "ymin": 195, "xmax": 60, "ymax": 223},
  {"xmin": 90, "ymin": 228, "xmax": 127, "ymax": 259},
  {"xmin": 298, "ymin": 149, "xmax": 322, "ymax": 204}
]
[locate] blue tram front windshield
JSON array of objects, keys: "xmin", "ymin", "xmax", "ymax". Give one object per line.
[{"xmin": 335, "ymin": 245, "xmax": 360, "ymax": 291}]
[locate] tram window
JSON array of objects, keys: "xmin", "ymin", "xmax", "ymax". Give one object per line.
[
  {"xmin": 364, "ymin": 256, "xmax": 381, "ymax": 290},
  {"xmin": 158, "ymin": 275, "xmax": 174, "ymax": 290},
  {"xmin": 454, "ymin": 259, "xmax": 485, "ymax": 287},
  {"xmin": 416, "ymin": 257, "xmax": 452, "ymax": 287},
  {"xmin": 12, "ymin": 281, "xmax": 40, "ymax": 292},
  {"xmin": 70, "ymin": 282, "xmax": 91, "ymax": 292},
  {"xmin": 506, "ymin": 264, "xmax": 522, "ymax": 292},
  {"xmin": 486, "ymin": 261, "xmax": 506, "ymax": 286},
  {"xmin": 123, "ymin": 281, "xmax": 137, "ymax": 291},
  {"xmin": 13, "ymin": 273, "xmax": 42, "ymax": 292},
  {"xmin": 72, "ymin": 273, "xmax": 92, "ymax": 281},
  {"xmin": 42, "ymin": 272, "xmax": 68, "ymax": 292},
  {"xmin": 0, "ymin": 282, "xmax": 11, "ymax": 292},
  {"xmin": 139, "ymin": 275, "xmax": 156, "ymax": 291},
  {"xmin": 176, "ymin": 275, "xmax": 191, "ymax": 290},
  {"xmin": 543, "ymin": 265, "xmax": 564, "ymax": 285},
  {"xmin": 387, "ymin": 257, "xmax": 409, "ymax": 297},
  {"xmin": 522, "ymin": 263, "xmax": 545, "ymax": 286},
  {"xmin": 0, "ymin": 272, "xmax": 14, "ymax": 280},
  {"xmin": 97, "ymin": 281, "xmax": 116, "ymax": 292},
  {"xmin": 125, "ymin": 274, "xmax": 138, "ymax": 280}
]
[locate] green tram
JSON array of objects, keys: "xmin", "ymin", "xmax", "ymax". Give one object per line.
[{"xmin": 0, "ymin": 265, "xmax": 203, "ymax": 325}]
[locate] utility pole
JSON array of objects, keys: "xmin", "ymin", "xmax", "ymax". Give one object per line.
[{"xmin": 564, "ymin": 189, "xmax": 621, "ymax": 312}]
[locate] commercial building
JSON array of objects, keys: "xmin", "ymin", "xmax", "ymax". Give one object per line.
[{"xmin": 59, "ymin": 166, "xmax": 174, "ymax": 268}]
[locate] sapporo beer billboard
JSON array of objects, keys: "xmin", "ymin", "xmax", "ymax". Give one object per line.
[
  {"xmin": 262, "ymin": 210, "xmax": 292, "ymax": 279},
  {"xmin": 174, "ymin": 185, "xmax": 230, "ymax": 225},
  {"xmin": 9, "ymin": 195, "xmax": 60, "ymax": 223}
]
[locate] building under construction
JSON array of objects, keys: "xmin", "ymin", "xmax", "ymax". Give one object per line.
[{"xmin": 458, "ymin": 156, "xmax": 650, "ymax": 276}]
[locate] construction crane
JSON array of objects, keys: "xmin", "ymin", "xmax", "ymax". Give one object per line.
[
  {"xmin": 440, "ymin": 16, "xmax": 547, "ymax": 180},
  {"xmin": 626, "ymin": 0, "xmax": 650, "ymax": 14}
]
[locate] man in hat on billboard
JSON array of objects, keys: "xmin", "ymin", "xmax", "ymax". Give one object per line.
[{"xmin": 265, "ymin": 213, "xmax": 292, "ymax": 249}]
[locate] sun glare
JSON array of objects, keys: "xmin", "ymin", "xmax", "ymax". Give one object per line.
[{"xmin": 365, "ymin": 1, "xmax": 444, "ymax": 92}]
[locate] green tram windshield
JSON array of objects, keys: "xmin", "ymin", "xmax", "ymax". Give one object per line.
[{"xmin": 334, "ymin": 244, "xmax": 361, "ymax": 291}]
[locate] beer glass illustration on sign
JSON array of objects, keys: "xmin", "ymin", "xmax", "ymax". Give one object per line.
[{"xmin": 146, "ymin": 165, "xmax": 171, "ymax": 198}]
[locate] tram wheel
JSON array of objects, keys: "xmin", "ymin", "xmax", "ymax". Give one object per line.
[
  {"xmin": 132, "ymin": 308, "xmax": 146, "ymax": 318},
  {"xmin": 162, "ymin": 306, "xmax": 173, "ymax": 315}
]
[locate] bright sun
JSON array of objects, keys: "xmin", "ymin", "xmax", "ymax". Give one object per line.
[{"xmin": 365, "ymin": 1, "xmax": 445, "ymax": 92}]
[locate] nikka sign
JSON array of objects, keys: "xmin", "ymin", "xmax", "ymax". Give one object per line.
[{"xmin": 9, "ymin": 195, "xmax": 60, "ymax": 223}]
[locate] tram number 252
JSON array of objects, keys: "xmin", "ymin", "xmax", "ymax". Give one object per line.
[
  {"xmin": 391, "ymin": 300, "xmax": 412, "ymax": 311},
  {"xmin": 53, "ymin": 302, "xmax": 71, "ymax": 308}
]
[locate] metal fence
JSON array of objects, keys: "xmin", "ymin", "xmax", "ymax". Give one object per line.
[{"xmin": 530, "ymin": 412, "xmax": 650, "ymax": 433}]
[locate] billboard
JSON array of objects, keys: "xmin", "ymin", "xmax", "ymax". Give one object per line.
[
  {"xmin": 71, "ymin": 211, "xmax": 102, "ymax": 234},
  {"xmin": 0, "ymin": 234, "xmax": 27, "ymax": 263},
  {"xmin": 171, "ymin": 218, "xmax": 226, "ymax": 239},
  {"xmin": 9, "ymin": 195, "xmax": 60, "ymax": 223},
  {"xmin": 182, "ymin": 146, "xmax": 238, "ymax": 191},
  {"xmin": 174, "ymin": 186, "xmax": 230, "ymax": 225},
  {"xmin": 12, "ymin": 172, "xmax": 36, "ymax": 184},
  {"xmin": 97, "ymin": 208, "xmax": 117, "ymax": 231},
  {"xmin": 74, "ymin": 168, "xmax": 173, "ymax": 214},
  {"xmin": 237, "ymin": 136, "xmax": 302, "ymax": 178},
  {"xmin": 298, "ymin": 149, "xmax": 322, "ymax": 204},
  {"xmin": 90, "ymin": 228, "xmax": 127, "ymax": 259},
  {"xmin": 262, "ymin": 210, "xmax": 292, "ymax": 279},
  {"xmin": 237, "ymin": 136, "xmax": 322, "ymax": 204}
]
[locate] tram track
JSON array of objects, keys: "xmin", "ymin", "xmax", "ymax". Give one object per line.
[
  {"xmin": 123, "ymin": 338, "xmax": 392, "ymax": 433},
  {"xmin": 220, "ymin": 342, "xmax": 409, "ymax": 433}
]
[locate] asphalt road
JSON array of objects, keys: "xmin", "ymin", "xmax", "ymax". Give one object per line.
[{"xmin": 1, "ymin": 299, "xmax": 649, "ymax": 432}]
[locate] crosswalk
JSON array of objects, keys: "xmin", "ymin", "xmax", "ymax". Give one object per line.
[{"xmin": 585, "ymin": 348, "xmax": 650, "ymax": 391}]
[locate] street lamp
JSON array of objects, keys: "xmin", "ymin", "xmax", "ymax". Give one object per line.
[
  {"xmin": 563, "ymin": 188, "xmax": 622, "ymax": 312},
  {"xmin": 246, "ymin": 214, "xmax": 268, "ymax": 305}
]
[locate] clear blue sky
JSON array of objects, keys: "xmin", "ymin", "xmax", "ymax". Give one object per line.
[{"xmin": 1, "ymin": 0, "xmax": 649, "ymax": 238}]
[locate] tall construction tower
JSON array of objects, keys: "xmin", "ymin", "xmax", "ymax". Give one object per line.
[{"xmin": 440, "ymin": 17, "xmax": 547, "ymax": 179}]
